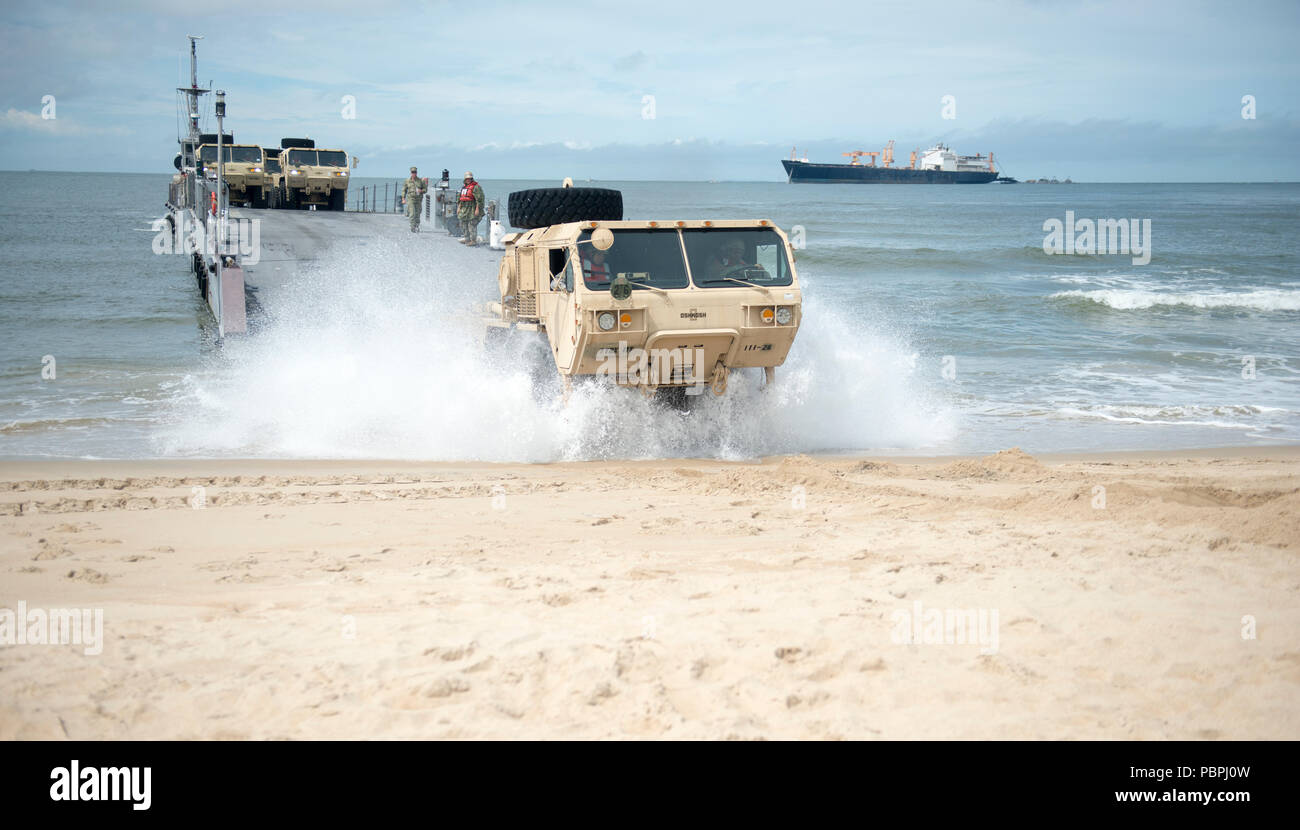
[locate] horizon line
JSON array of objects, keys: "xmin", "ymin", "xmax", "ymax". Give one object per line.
[{"xmin": 3, "ymin": 169, "xmax": 1300, "ymax": 185}]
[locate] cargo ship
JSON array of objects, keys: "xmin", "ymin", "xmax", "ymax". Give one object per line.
[{"xmin": 782, "ymin": 141, "xmax": 1000, "ymax": 184}]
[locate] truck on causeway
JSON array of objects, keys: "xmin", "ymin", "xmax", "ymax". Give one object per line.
[
  {"xmin": 276, "ymin": 138, "xmax": 350, "ymax": 210},
  {"xmin": 198, "ymin": 142, "xmax": 269, "ymax": 207}
]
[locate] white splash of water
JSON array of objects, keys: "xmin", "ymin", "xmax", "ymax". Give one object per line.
[{"xmin": 160, "ymin": 235, "xmax": 953, "ymax": 460}]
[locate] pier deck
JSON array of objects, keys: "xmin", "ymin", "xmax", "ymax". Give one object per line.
[{"xmin": 226, "ymin": 205, "xmax": 500, "ymax": 322}]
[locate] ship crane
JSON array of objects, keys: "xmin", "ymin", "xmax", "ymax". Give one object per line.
[
  {"xmin": 842, "ymin": 150, "xmax": 879, "ymax": 167},
  {"xmin": 882, "ymin": 140, "xmax": 895, "ymax": 167}
]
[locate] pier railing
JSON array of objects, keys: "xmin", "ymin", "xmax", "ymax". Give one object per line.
[
  {"xmin": 343, "ymin": 184, "xmax": 498, "ymax": 235},
  {"xmin": 347, "ymin": 182, "xmax": 407, "ymax": 213}
]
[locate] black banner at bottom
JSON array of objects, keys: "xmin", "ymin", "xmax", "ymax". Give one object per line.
[{"xmin": 2, "ymin": 740, "xmax": 1282, "ymax": 817}]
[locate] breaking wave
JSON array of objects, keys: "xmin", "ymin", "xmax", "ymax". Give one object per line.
[{"xmin": 1050, "ymin": 288, "xmax": 1300, "ymax": 311}]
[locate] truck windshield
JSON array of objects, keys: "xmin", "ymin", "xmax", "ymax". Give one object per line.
[
  {"xmin": 198, "ymin": 146, "xmax": 261, "ymax": 163},
  {"xmin": 317, "ymin": 150, "xmax": 347, "ymax": 167},
  {"xmin": 577, "ymin": 229, "xmax": 689, "ymax": 290},
  {"xmin": 682, "ymin": 228, "xmax": 794, "ymax": 287},
  {"xmin": 285, "ymin": 149, "xmax": 317, "ymax": 167},
  {"xmin": 265, "ymin": 158, "xmax": 281, "ymax": 173}
]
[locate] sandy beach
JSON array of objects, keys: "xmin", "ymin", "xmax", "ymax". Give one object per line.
[{"xmin": 1, "ymin": 447, "xmax": 1296, "ymax": 740}]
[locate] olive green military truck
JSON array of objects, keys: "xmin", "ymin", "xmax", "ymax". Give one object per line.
[
  {"xmin": 485, "ymin": 185, "xmax": 802, "ymax": 405},
  {"xmin": 197, "ymin": 143, "xmax": 269, "ymax": 208},
  {"xmin": 276, "ymin": 138, "xmax": 350, "ymax": 211}
]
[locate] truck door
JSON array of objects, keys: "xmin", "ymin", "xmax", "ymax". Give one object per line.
[{"xmin": 544, "ymin": 247, "xmax": 580, "ymax": 371}]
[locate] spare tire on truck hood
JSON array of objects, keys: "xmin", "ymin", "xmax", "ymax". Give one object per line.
[{"xmin": 508, "ymin": 187, "xmax": 623, "ymax": 230}]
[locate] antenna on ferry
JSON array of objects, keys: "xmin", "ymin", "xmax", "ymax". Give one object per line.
[{"xmin": 178, "ymin": 35, "xmax": 209, "ymax": 166}]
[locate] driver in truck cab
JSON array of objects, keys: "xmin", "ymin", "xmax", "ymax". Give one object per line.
[
  {"xmin": 706, "ymin": 238, "xmax": 769, "ymax": 281},
  {"xmin": 708, "ymin": 239, "xmax": 747, "ymax": 278},
  {"xmin": 582, "ymin": 249, "xmax": 611, "ymax": 285}
]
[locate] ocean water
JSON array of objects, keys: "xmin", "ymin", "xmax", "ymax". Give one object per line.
[{"xmin": 1, "ymin": 171, "xmax": 1297, "ymax": 460}]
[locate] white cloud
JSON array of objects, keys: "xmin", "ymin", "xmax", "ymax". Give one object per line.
[
  {"xmin": 0, "ymin": 108, "xmax": 124, "ymax": 135},
  {"xmin": 0, "ymin": 108, "xmax": 61, "ymax": 132}
]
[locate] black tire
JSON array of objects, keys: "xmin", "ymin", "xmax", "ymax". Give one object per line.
[
  {"xmin": 248, "ymin": 186, "xmax": 265, "ymax": 209},
  {"xmin": 654, "ymin": 386, "xmax": 699, "ymax": 413},
  {"xmin": 328, "ymin": 189, "xmax": 346, "ymax": 212},
  {"xmin": 508, "ymin": 187, "xmax": 622, "ymax": 230},
  {"xmin": 285, "ymin": 187, "xmax": 300, "ymax": 210}
]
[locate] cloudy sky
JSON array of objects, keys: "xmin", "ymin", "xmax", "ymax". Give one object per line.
[{"xmin": 2, "ymin": 0, "xmax": 1298, "ymax": 180}]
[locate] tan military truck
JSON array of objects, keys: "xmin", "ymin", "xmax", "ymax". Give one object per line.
[
  {"xmin": 197, "ymin": 143, "xmax": 269, "ymax": 208},
  {"xmin": 486, "ymin": 186, "xmax": 802, "ymax": 406},
  {"xmin": 276, "ymin": 138, "xmax": 350, "ymax": 211}
]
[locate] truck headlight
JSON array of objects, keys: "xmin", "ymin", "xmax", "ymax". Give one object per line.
[
  {"xmin": 597, "ymin": 312, "xmax": 616, "ymax": 331},
  {"xmin": 775, "ymin": 306, "xmax": 793, "ymax": 325}
]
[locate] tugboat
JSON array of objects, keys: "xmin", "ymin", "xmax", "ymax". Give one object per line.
[{"xmin": 782, "ymin": 141, "xmax": 1000, "ymax": 184}]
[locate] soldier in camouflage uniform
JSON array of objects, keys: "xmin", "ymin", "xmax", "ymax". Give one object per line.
[
  {"xmin": 456, "ymin": 171, "xmax": 485, "ymax": 245},
  {"xmin": 401, "ymin": 166, "xmax": 428, "ymax": 232}
]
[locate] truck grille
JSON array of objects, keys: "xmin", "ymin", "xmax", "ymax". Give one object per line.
[{"xmin": 516, "ymin": 290, "xmax": 536, "ymax": 318}]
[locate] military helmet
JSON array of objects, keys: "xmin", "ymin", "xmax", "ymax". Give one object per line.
[{"xmin": 410, "ymin": 166, "xmax": 418, "ymax": 173}]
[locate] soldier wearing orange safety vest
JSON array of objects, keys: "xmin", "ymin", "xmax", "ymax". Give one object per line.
[
  {"xmin": 456, "ymin": 171, "xmax": 485, "ymax": 245},
  {"xmin": 582, "ymin": 249, "xmax": 611, "ymax": 283}
]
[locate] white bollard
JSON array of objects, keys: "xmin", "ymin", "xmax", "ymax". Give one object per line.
[{"xmin": 489, "ymin": 219, "xmax": 505, "ymax": 250}]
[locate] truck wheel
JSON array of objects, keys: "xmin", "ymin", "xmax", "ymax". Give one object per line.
[
  {"xmin": 328, "ymin": 189, "xmax": 346, "ymax": 212},
  {"xmin": 654, "ymin": 386, "xmax": 697, "ymax": 412},
  {"xmin": 285, "ymin": 188, "xmax": 300, "ymax": 210},
  {"xmin": 249, "ymin": 186, "xmax": 265, "ymax": 209},
  {"xmin": 507, "ymin": 187, "xmax": 622, "ymax": 230}
]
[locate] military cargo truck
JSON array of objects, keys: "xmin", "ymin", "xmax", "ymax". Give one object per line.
[
  {"xmin": 276, "ymin": 137, "xmax": 350, "ymax": 211},
  {"xmin": 197, "ymin": 143, "xmax": 269, "ymax": 208},
  {"xmin": 486, "ymin": 186, "xmax": 802, "ymax": 405}
]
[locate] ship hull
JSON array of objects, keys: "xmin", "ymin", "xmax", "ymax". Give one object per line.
[{"xmin": 782, "ymin": 160, "xmax": 998, "ymax": 184}]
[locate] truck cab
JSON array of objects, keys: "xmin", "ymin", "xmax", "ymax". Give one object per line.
[
  {"xmin": 277, "ymin": 139, "xmax": 349, "ymax": 211},
  {"xmin": 197, "ymin": 143, "xmax": 268, "ymax": 208}
]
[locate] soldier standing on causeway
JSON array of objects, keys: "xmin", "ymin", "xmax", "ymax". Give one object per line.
[
  {"xmin": 457, "ymin": 171, "xmax": 485, "ymax": 245},
  {"xmin": 401, "ymin": 166, "xmax": 428, "ymax": 232}
]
